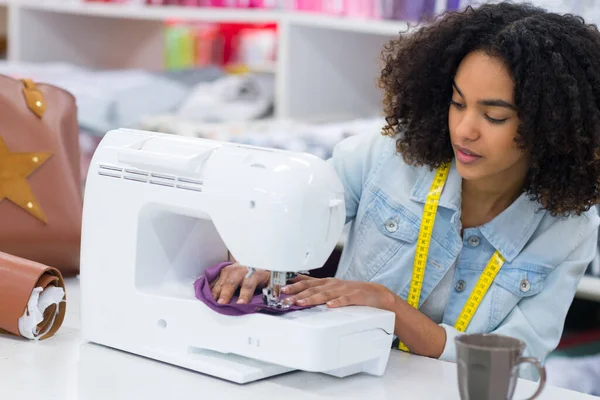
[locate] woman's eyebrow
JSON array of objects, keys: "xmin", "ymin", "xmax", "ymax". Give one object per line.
[
  {"xmin": 452, "ymin": 81, "xmax": 464, "ymax": 97},
  {"xmin": 452, "ymin": 81, "xmax": 517, "ymax": 110},
  {"xmin": 478, "ymin": 99, "xmax": 517, "ymax": 110}
]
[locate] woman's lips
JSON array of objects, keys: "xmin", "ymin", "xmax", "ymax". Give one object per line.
[{"xmin": 454, "ymin": 145, "xmax": 482, "ymax": 164}]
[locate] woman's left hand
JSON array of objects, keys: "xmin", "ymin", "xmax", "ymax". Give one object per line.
[{"xmin": 281, "ymin": 276, "xmax": 396, "ymax": 311}]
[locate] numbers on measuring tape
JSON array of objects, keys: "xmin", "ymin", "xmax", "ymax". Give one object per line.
[
  {"xmin": 397, "ymin": 163, "xmax": 506, "ymax": 352},
  {"xmin": 398, "ymin": 164, "xmax": 450, "ymax": 350},
  {"xmin": 453, "ymin": 251, "xmax": 505, "ymax": 333}
]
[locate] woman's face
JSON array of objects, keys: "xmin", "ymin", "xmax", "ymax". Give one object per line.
[{"xmin": 448, "ymin": 50, "xmax": 528, "ymax": 184}]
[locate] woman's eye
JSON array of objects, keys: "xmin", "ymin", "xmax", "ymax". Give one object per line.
[
  {"xmin": 485, "ymin": 115, "xmax": 508, "ymax": 124},
  {"xmin": 450, "ymin": 99, "xmax": 509, "ymax": 124}
]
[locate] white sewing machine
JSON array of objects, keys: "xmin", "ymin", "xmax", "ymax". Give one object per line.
[{"xmin": 79, "ymin": 128, "xmax": 395, "ymax": 384}]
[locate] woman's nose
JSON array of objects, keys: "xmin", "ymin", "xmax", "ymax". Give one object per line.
[{"xmin": 454, "ymin": 112, "xmax": 480, "ymax": 142}]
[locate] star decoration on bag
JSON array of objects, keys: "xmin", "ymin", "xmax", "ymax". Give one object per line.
[{"xmin": 0, "ymin": 136, "xmax": 52, "ymax": 223}]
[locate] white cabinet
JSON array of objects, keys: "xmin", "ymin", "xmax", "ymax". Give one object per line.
[{"xmin": 3, "ymin": 1, "xmax": 412, "ymax": 120}]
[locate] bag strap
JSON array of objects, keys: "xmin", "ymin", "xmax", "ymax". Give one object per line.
[{"xmin": 21, "ymin": 78, "xmax": 46, "ymax": 119}]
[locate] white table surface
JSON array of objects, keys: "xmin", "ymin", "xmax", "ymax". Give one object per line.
[{"xmin": 1, "ymin": 277, "xmax": 598, "ymax": 400}]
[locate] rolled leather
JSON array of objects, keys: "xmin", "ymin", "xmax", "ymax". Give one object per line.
[{"xmin": 0, "ymin": 251, "xmax": 66, "ymax": 340}]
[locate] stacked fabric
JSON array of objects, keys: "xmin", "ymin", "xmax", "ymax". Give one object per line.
[{"xmin": 139, "ymin": 115, "xmax": 386, "ymax": 160}]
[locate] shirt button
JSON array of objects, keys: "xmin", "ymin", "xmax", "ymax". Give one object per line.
[
  {"xmin": 385, "ymin": 219, "xmax": 398, "ymax": 233},
  {"xmin": 468, "ymin": 236, "xmax": 480, "ymax": 247},
  {"xmin": 455, "ymin": 280, "xmax": 466, "ymax": 292},
  {"xmin": 520, "ymin": 279, "xmax": 531, "ymax": 293}
]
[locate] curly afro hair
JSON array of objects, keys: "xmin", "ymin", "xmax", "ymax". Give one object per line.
[{"xmin": 379, "ymin": 2, "xmax": 600, "ymax": 216}]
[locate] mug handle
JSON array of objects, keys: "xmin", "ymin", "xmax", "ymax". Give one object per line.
[{"xmin": 516, "ymin": 357, "xmax": 546, "ymax": 400}]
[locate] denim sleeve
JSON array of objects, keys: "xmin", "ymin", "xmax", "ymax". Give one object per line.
[
  {"xmin": 439, "ymin": 226, "xmax": 599, "ymax": 382},
  {"xmin": 327, "ymin": 132, "xmax": 392, "ymax": 225}
]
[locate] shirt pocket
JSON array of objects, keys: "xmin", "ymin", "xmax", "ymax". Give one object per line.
[
  {"xmin": 489, "ymin": 262, "xmax": 552, "ymax": 329},
  {"xmin": 345, "ymin": 194, "xmax": 419, "ymax": 282}
]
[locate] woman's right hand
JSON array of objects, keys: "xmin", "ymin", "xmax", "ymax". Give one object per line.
[{"xmin": 210, "ymin": 262, "xmax": 270, "ymax": 305}]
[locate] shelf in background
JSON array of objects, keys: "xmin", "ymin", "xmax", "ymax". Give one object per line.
[
  {"xmin": 289, "ymin": 12, "xmax": 410, "ymax": 36},
  {"xmin": 18, "ymin": 1, "xmax": 280, "ymax": 22},
  {"xmin": 14, "ymin": 1, "xmax": 409, "ymax": 36}
]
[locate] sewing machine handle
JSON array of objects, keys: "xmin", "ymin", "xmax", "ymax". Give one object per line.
[{"xmin": 117, "ymin": 148, "xmax": 214, "ymax": 172}]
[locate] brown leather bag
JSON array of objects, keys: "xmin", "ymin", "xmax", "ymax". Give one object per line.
[{"xmin": 0, "ymin": 75, "xmax": 82, "ymax": 276}]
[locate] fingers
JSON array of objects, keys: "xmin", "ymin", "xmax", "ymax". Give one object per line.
[
  {"xmin": 283, "ymin": 279, "xmax": 353, "ymax": 307},
  {"xmin": 210, "ymin": 276, "xmax": 224, "ymax": 299},
  {"xmin": 237, "ymin": 280, "xmax": 258, "ymax": 304},
  {"xmin": 289, "ymin": 274, "xmax": 313, "ymax": 283},
  {"xmin": 281, "ymin": 277, "xmax": 328, "ymax": 295},
  {"xmin": 217, "ymin": 274, "xmax": 243, "ymax": 304},
  {"xmin": 234, "ymin": 271, "xmax": 270, "ymax": 304},
  {"xmin": 282, "ymin": 277, "xmax": 369, "ymax": 308},
  {"xmin": 325, "ymin": 294, "xmax": 358, "ymax": 308},
  {"xmin": 211, "ymin": 264, "xmax": 270, "ymax": 304},
  {"xmin": 210, "ymin": 281, "xmax": 221, "ymax": 299},
  {"xmin": 210, "ymin": 264, "xmax": 246, "ymax": 304},
  {"xmin": 295, "ymin": 288, "xmax": 347, "ymax": 306}
]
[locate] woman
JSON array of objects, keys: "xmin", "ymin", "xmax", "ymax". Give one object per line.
[{"xmin": 210, "ymin": 2, "xmax": 600, "ymax": 380}]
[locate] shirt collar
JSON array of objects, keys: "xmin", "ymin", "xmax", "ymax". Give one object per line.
[
  {"xmin": 410, "ymin": 161, "xmax": 545, "ymax": 262},
  {"xmin": 410, "ymin": 159, "xmax": 462, "ymax": 212},
  {"xmin": 479, "ymin": 195, "xmax": 546, "ymax": 262}
]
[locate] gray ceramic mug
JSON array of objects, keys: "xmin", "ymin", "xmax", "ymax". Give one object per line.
[{"xmin": 455, "ymin": 334, "xmax": 546, "ymax": 400}]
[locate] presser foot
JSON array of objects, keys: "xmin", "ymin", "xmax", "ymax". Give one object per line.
[
  {"xmin": 245, "ymin": 268, "xmax": 309, "ymax": 309},
  {"xmin": 262, "ymin": 287, "xmax": 292, "ymax": 309},
  {"xmin": 262, "ymin": 271, "xmax": 291, "ymax": 309},
  {"xmin": 261, "ymin": 271, "xmax": 308, "ymax": 309}
]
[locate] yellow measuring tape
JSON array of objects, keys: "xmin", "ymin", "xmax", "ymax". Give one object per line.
[{"xmin": 398, "ymin": 163, "xmax": 505, "ymax": 352}]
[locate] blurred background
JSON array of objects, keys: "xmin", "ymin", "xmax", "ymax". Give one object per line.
[{"xmin": 1, "ymin": 0, "xmax": 599, "ymax": 395}]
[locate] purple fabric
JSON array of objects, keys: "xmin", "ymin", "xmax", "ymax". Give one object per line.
[{"xmin": 193, "ymin": 261, "xmax": 309, "ymax": 316}]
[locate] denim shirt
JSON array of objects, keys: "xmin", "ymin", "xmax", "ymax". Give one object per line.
[{"xmin": 328, "ymin": 131, "xmax": 600, "ymax": 381}]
